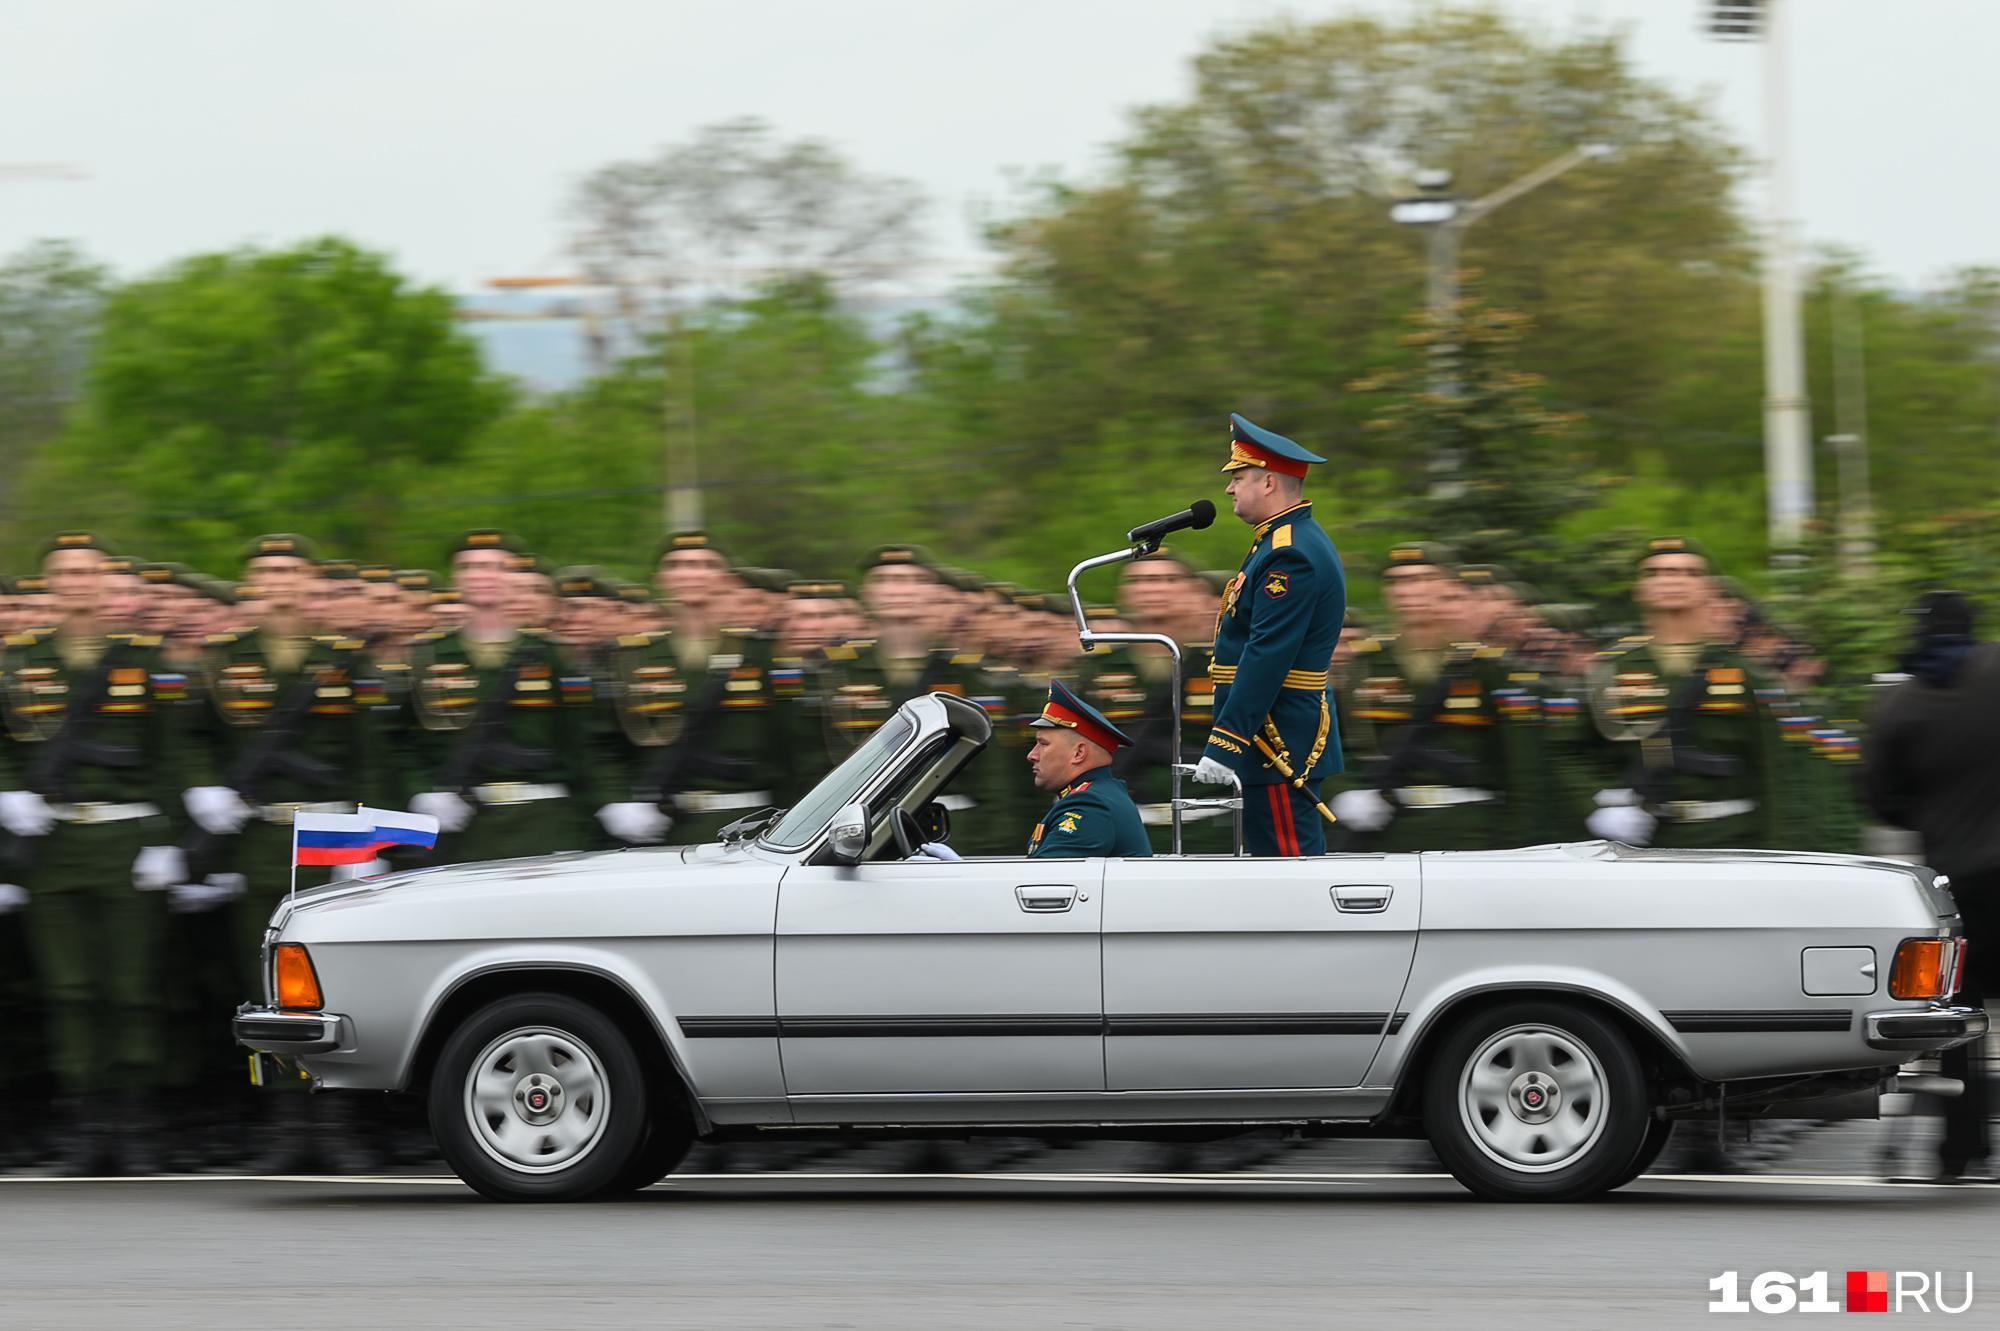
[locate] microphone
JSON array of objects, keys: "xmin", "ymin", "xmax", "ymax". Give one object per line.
[{"xmin": 1127, "ymin": 499, "xmax": 1216, "ymax": 550}]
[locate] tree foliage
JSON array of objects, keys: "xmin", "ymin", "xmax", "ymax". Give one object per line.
[{"xmin": 7, "ymin": 238, "xmax": 507, "ymax": 571}]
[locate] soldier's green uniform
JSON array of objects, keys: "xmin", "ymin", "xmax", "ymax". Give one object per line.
[
  {"xmin": 1333, "ymin": 633, "xmax": 1551, "ymax": 851},
  {"xmin": 404, "ymin": 624, "xmax": 601, "ymax": 863},
  {"xmin": 1584, "ymin": 635, "xmax": 1788, "ymax": 849},
  {"xmin": 605, "ymin": 625, "xmax": 785, "ymax": 845},
  {"xmin": 191, "ymin": 626, "xmax": 383, "ymax": 982},
  {"xmin": 1111, "ymin": 639, "xmax": 1235, "ymax": 853},
  {"xmin": 0, "ymin": 619, "xmax": 189, "ymax": 1105}
]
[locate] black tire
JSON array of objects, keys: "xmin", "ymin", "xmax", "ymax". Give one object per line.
[
  {"xmin": 1609, "ymin": 1116, "xmax": 1675, "ymax": 1190},
  {"xmin": 601, "ymin": 1114, "xmax": 697, "ymax": 1196},
  {"xmin": 429, "ymin": 992, "xmax": 650, "ymax": 1202},
  {"xmin": 1421, "ymin": 1000, "xmax": 1652, "ymax": 1202}
]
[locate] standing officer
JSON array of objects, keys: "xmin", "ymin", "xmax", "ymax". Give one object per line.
[
  {"xmin": 604, "ymin": 530, "xmax": 783, "ymax": 847},
  {"xmin": 1327, "ymin": 544, "xmax": 1551, "ymax": 850},
  {"xmin": 404, "ymin": 531, "xmax": 602, "ymax": 863},
  {"xmin": 1189, "ymin": 414, "xmax": 1345, "ymax": 856},
  {"xmin": 1583, "ymin": 537, "xmax": 1786, "ymax": 849},
  {"xmin": 0, "ymin": 532, "xmax": 191, "ymax": 1173},
  {"xmin": 1025, "ymin": 678, "xmax": 1152, "ymax": 859}
]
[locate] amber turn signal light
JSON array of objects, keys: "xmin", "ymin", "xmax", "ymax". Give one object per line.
[
  {"xmin": 273, "ymin": 943, "xmax": 324, "ymax": 1011},
  {"xmin": 1888, "ymin": 938, "xmax": 1949, "ymax": 1001}
]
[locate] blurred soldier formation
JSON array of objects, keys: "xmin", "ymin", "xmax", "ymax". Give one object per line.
[{"xmin": 0, "ymin": 523, "xmax": 1882, "ymax": 1174}]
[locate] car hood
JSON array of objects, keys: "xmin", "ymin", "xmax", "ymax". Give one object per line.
[{"xmin": 280, "ymin": 840, "xmax": 769, "ymax": 915}]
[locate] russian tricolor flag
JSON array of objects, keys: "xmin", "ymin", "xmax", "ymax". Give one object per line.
[{"xmin": 294, "ymin": 807, "xmax": 441, "ymax": 866}]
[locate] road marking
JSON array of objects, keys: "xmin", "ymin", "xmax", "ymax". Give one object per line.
[{"xmin": 0, "ymin": 1171, "xmax": 1986, "ymax": 1193}]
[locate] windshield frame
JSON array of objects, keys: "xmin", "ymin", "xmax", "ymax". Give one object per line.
[{"xmin": 757, "ymin": 709, "xmax": 922, "ymax": 852}]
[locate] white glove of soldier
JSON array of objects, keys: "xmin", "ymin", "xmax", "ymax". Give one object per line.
[
  {"xmin": 167, "ymin": 873, "xmax": 246, "ymax": 914},
  {"xmin": 914, "ymin": 842, "xmax": 963, "ymax": 862},
  {"xmin": 1191, "ymin": 757, "xmax": 1240, "ymax": 787},
  {"xmin": 0, "ymin": 883, "xmax": 27, "ymax": 913},
  {"xmin": 597, "ymin": 801, "xmax": 673, "ymax": 845},
  {"xmin": 0, "ymin": 789, "xmax": 57, "ymax": 838},
  {"xmin": 133, "ymin": 845, "xmax": 188, "ymax": 891},
  {"xmin": 1586, "ymin": 800, "xmax": 1657, "ymax": 846},
  {"xmin": 411, "ymin": 791, "xmax": 474, "ymax": 833},
  {"xmin": 184, "ymin": 785, "xmax": 254, "ymax": 835},
  {"xmin": 1330, "ymin": 788, "xmax": 1395, "ymax": 833}
]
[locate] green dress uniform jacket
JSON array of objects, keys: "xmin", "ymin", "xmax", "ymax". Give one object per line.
[
  {"xmin": 1111, "ymin": 641, "xmax": 1235, "ymax": 853},
  {"xmin": 1027, "ymin": 771, "xmax": 1153, "ymax": 859},
  {"xmin": 188, "ymin": 630, "xmax": 385, "ymax": 969},
  {"xmin": 403, "ymin": 627, "xmax": 601, "ymax": 864},
  {"xmin": 1203, "ymin": 501, "xmax": 1346, "ymax": 786},
  {"xmin": 606, "ymin": 627, "xmax": 785, "ymax": 845},
  {"xmin": 1586, "ymin": 638, "xmax": 1788, "ymax": 850},
  {"xmin": 0, "ymin": 629, "xmax": 191, "ymax": 1095},
  {"xmin": 1333, "ymin": 635, "xmax": 1553, "ymax": 851}
]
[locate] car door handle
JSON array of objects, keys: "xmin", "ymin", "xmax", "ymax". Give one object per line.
[
  {"xmin": 1016, "ymin": 884, "xmax": 1078, "ymax": 913},
  {"xmin": 1332, "ymin": 884, "xmax": 1393, "ymax": 913}
]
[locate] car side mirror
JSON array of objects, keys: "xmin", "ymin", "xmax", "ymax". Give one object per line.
[{"xmin": 826, "ymin": 802, "xmax": 868, "ymax": 865}]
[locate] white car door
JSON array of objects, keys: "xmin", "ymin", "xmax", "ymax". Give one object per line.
[
  {"xmin": 776, "ymin": 856, "xmax": 1105, "ymax": 1119},
  {"xmin": 1100, "ymin": 854, "xmax": 1421, "ymax": 1091}
]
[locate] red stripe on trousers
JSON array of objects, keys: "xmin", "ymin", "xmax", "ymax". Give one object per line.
[
  {"xmin": 1280, "ymin": 785, "xmax": 1301, "ymax": 855},
  {"xmin": 1268, "ymin": 784, "xmax": 1298, "ymax": 856}
]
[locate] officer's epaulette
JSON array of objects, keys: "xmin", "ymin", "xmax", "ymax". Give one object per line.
[
  {"xmin": 314, "ymin": 634, "xmax": 367, "ymax": 652},
  {"xmin": 1474, "ymin": 645, "xmax": 1507, "ymax": 661},
  {"xmin": 1271, "ymin": 523, "xmax": 1293, "ymax": 550},
  {"xmin": 109, "ymin": 632, "xmax": 162, "ymax": 648},
  {"xmin": 7, "ymin": 628, "xmax": 51, "ymax": 647},
  {"xmin": 1598, "ymin": 634, "xmax": 1651, "ymax": 659},
  {"xmin": 822, "ymin": 641, "xmax": 862, "ymax": 662},
  {"xmin": 950, "ymin": 651, "xmax": 983, "ymax": 667},
  {"xmin": 1354, "ymin": 635, "xmax": 1389, "ymax": 655},
  {"xmin": 205, "ymin": 630, "xmax": 244, "ymax": 646},
  {"xmin": 380, "ymin": 660, "xmax": 412, "ymax": 673},
  {"xmin": 616, "ymin": 633, "xmax": 654, "ymax": 649},
  {"xmin": 411, "ymin": 630, "xmax": 449, "ymax": 645}
]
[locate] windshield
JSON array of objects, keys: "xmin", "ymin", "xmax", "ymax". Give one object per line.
[{"xmin": 762, "ymin": 712, "xmax": 916, "ymax": 849}]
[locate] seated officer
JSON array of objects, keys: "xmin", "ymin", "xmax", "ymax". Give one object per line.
[{"xmin": 1025, "ymin": 678, "xmax": 1153, "ymax": 859}]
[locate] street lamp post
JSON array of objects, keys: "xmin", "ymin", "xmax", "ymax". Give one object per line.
[
  {"xmin": 1389, "ymin": 144, "xmax": 1611, "ymax": 490},
  {"xmin": 1705, "ymin": 0, "xmax": 1815, "ymax": 554}
]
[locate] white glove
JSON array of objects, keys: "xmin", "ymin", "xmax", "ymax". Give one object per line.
[
  {"xmin": 0, "ymin": 789, "xmax": 56, "ymax": 838},
  {"xmin": 597, "ymin": 801, "xmax": 673, "ymax": 845},
  {"xmin": 0, "ymin": 883, "xmax": 26, "ymax": 913},
  {"xmin": 915, "ymin": 842, "xmax": 962, "ymax": 862},
  {"xmin": 167, "ymin": 873, "xmax": 246, "ymax": 914},
  {"xmin": 1191, "ymin": 757, "xmax": 1240, "ymax": 787},
  {"xmin": 183, "ymin": 785, "xmax": 253, "ymax": 835},
  {"xmin": 1586, "ymin": 803, "xmax": 1657, "ymax": 845},
  {"xmin": 133, "ymin": 845, "xmax": 188, "ymax": 891},
  {"xmin": 411, "ymin": 791, "xmax": 474, "ymax": 833},
  {"xmin": 1330, "ymin": 788, "xmax": 1395, "ymax": 832}
]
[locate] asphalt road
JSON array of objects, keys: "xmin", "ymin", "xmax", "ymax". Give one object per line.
[{"xmin": 1, "ymin": 1173, "xmax": 1993, "ymax": 1330}]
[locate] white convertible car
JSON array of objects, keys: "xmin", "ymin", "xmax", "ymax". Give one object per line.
[{"xmin": 236, "ymin": 689, "xmax": 1983, "ymax": 1203}]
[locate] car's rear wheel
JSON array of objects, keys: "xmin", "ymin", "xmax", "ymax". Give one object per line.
[
  {"xmin": 1422, "ymin": 1000, "xmax": 1651, "ymax": 1202},
  {"xmin": 430, "ymin": 992, "xmax": 648, "ymax": 1202}
]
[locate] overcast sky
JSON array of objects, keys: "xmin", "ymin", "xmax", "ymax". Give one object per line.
[{"xmin": 3, "ymin": 0, "xmax": 1990, "ymax": 293}]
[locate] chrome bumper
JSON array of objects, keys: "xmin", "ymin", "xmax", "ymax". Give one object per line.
[
  {"xmin": 1863, "ymin": 1004, "xmax": 1988, "ymax": 1052},
  {"xmin": 233, "ymin": 1004, "xmax": 348, "ymax": 1055}
]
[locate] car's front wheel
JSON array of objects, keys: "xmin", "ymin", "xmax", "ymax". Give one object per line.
[
  {"xmin": 1423, "ymin": 1000, "xmax": 1652, "ymax": 1202},
  {"xmin": 430, "ymin": 992, "xmax": 649, "ymax": 1202}
]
